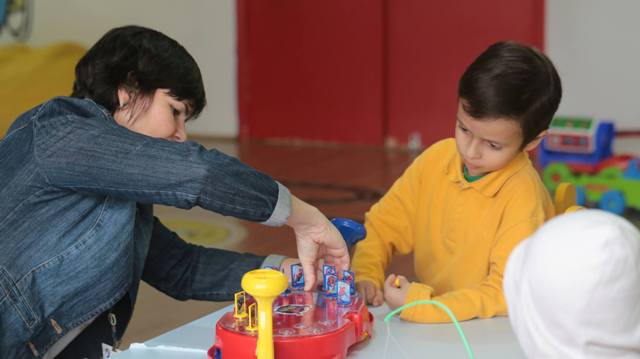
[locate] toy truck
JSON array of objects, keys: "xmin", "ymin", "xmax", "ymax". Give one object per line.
[{"xmin": 539, "ymin": 117, "xmax": 640, "ymax": 215}]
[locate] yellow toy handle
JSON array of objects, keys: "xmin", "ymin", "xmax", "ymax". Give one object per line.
[{"xmin": 241, "ymin": 269, "xmax": 288, "ymax": 359}]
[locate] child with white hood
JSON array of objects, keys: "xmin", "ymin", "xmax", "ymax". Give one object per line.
[{"xmin": 504, "ymin": 209, "xmax": 640, "ymax": 358}]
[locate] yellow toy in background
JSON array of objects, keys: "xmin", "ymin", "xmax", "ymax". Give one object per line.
[
  {"xmin": 241, "ymin": 269, "xmax": 288, "ymax": 359},
  {"xmin": 0, "ymin": 43, "xmax": 86, "ymax": 136}
]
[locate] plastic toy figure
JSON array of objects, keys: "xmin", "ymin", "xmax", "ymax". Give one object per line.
[
  {"xmin": 323, "ymin": 264, "xmax": 337, "ymax": 277},
  {"xmin": 324, "ymin": 274, "xmax": 337, "ymax": 296},
  {"xmin": 342, "ymin": 270, "xmax": 355, "ymax": 295},
  {"xmin": 290, "ymin": 263, "xmax": 305, "ymax": 289},
  {"xmin": 337, "ymin": 281, "xmax": 351, "ymax": 305}
]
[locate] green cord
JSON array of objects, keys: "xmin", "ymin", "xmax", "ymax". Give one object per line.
[{"xmin": 383, "ymin": 300, "xmax": 475, "ymax": 359}]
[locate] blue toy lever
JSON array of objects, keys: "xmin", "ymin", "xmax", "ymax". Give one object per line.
[{"xmin": 330, "ymin": 218, "xmax": 366, "ymax": 249}]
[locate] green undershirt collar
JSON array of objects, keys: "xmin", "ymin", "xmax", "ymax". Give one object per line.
[{"xmin": 463, "ymin": 165, "xmax": 486, "ymax": 182}]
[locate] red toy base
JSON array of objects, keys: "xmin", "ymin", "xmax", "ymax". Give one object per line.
[{"xmin": 210, "ymin": 290, "xmax": 373, "ymax": 359}]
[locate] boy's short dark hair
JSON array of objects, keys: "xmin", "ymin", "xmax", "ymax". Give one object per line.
[
  {"xmin": 72, "ymin": 25, "xmax": 206, "ymax": 119},
  {"xmin": 458, "ymin": 41, "xmax": 561, "ymax": 148}
]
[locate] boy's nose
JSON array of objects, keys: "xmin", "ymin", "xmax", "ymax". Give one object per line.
[{"xmin": 466, "ymin": 141, "xmax": 482, "ymax": 159}]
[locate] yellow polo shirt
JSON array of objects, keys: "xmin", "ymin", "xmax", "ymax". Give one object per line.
[{"xmin": 352, "ymin": 138, "xmax": 554, "ymax": 323}]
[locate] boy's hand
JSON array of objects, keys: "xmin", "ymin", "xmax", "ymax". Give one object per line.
[
  {"xmin": 383, "ymin": 274, "xmax": 409, "ymax": 310},
  {"xmin": 356, "ymin": 279, "xmax": 384, "ymax": 307}
]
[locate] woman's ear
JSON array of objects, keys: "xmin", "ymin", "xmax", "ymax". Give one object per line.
[
  {"xmin": 523, "ymin": 130, "xmax": 547, "ymax": 152},
  {"xmin": 117, "ymin": 87, "xmax": 131, "ymax": 109},
  {"xmin": 114, "ymin": 87, "xmax": 133, "ymax": 126}
]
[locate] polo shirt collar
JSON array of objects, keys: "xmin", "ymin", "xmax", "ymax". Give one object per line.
[{"xmin": 445, "ymin": 150, "xmax": 530, "ymax": 197}]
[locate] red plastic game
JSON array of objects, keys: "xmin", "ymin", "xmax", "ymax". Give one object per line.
[
  {"xmin": 209, "ymin": 289, "xmax": 373, "ymax": 359},
  {"xmin": 210, "ymin": 219, "xmax": 371, "ymax": 359}
]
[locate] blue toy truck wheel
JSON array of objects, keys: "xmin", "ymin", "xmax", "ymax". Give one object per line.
[{"xmin": 598, "ymin": 190, "xmax": 626, "ymax": 215}]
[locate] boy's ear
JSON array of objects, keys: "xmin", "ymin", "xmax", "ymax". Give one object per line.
[{"xmin": 523, "ymin": 130, "xmax": 547, "ymax": 152}]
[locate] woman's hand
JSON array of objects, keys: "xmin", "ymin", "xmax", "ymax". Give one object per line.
[{"xmin": 286, "ymin": 195, "xmax": 349, "ymax": 291}]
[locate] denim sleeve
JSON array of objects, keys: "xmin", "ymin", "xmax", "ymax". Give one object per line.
[
  {"xmin": 142, "ymin": 217, "xmax": 266, "ymax": 301},
  {"xmin": 33, "ymin": 101, "xmax": 290, "ymax": 224}
]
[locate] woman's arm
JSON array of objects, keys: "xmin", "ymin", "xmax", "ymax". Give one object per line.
[
  {"xmin": 142, "ymin": 217, "xmax": 266, "ymax": 301},
  {"xmin": 34, "ymin": 99, "xmax": 281, "ymax": 223}
]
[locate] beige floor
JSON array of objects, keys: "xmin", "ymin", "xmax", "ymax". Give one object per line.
[{"xmin": 120, "ymin": 136, "xmax": 640, "ymax": 349}]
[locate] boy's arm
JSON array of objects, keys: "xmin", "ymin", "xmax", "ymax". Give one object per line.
[
  {"xmin": 398, "ymin": 216, "xmax": 545, "ymax": 323},
  {"xmin": 352, "ymin": 152, "xmax": 428, "ymax": 289}
]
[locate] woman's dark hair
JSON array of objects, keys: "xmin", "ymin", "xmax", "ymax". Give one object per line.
[
  {"xmin": 72, "ymin": 25, "xmax": 206, "ymax": 119},
  {"xmin": 458, "ymin": 41, "xmax": 562, "ymax": 148}
]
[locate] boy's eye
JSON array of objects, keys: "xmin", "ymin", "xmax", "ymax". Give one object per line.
[
  {"xmin": 488, "ymin": 142, "xmax": 502, "ymax": 150},
  {"xmin": 458, "ymin": 125, "xmax": 469, "ymax": 133}
]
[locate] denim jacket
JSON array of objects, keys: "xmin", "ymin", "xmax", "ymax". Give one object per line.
[{"xmin": 0, "ymin": 97, "xmax": 291, "ymax": 358}]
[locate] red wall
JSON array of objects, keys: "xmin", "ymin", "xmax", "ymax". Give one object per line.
[
  {"xmin": 238, "ymin": 0, "xmax": 544, "ymax": 147},
  {"xmin": 386, "ymin": 0, "xmax": 544, "ymax": 147},
  {"xmin": 237, "ymin": 0, "xmax": 385, "ymax": 144}
]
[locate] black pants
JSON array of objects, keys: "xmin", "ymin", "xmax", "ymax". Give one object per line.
[{"xmin": 56, "ymin": 293, "xmax": 132, "ymax": 359}]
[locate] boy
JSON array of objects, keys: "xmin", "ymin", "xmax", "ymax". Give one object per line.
[
  {"xmin": 504, "ymin": 210, "xmax": 640, "ymax": 357},
  {"xmin": 353, "ymin": 41, "xmax": 562, "ymax": 323}
]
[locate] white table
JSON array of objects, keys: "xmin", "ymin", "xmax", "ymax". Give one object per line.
[{"xmin": 113, "ymin": 304, "xmax": 525, "ymax": 358}]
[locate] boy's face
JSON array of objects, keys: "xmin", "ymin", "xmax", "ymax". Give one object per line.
[
  {"xmin": 114, "ymin": 88, "xmax": 191, "ymax": 142},
  {"xmin": 454, "ymin": 100, "xmax": 525, "ymax": 176}
]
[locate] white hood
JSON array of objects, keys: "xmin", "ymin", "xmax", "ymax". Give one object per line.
[{"xmin": 504, "ymin": 209, "xmax": 640, "ymax": 358}]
